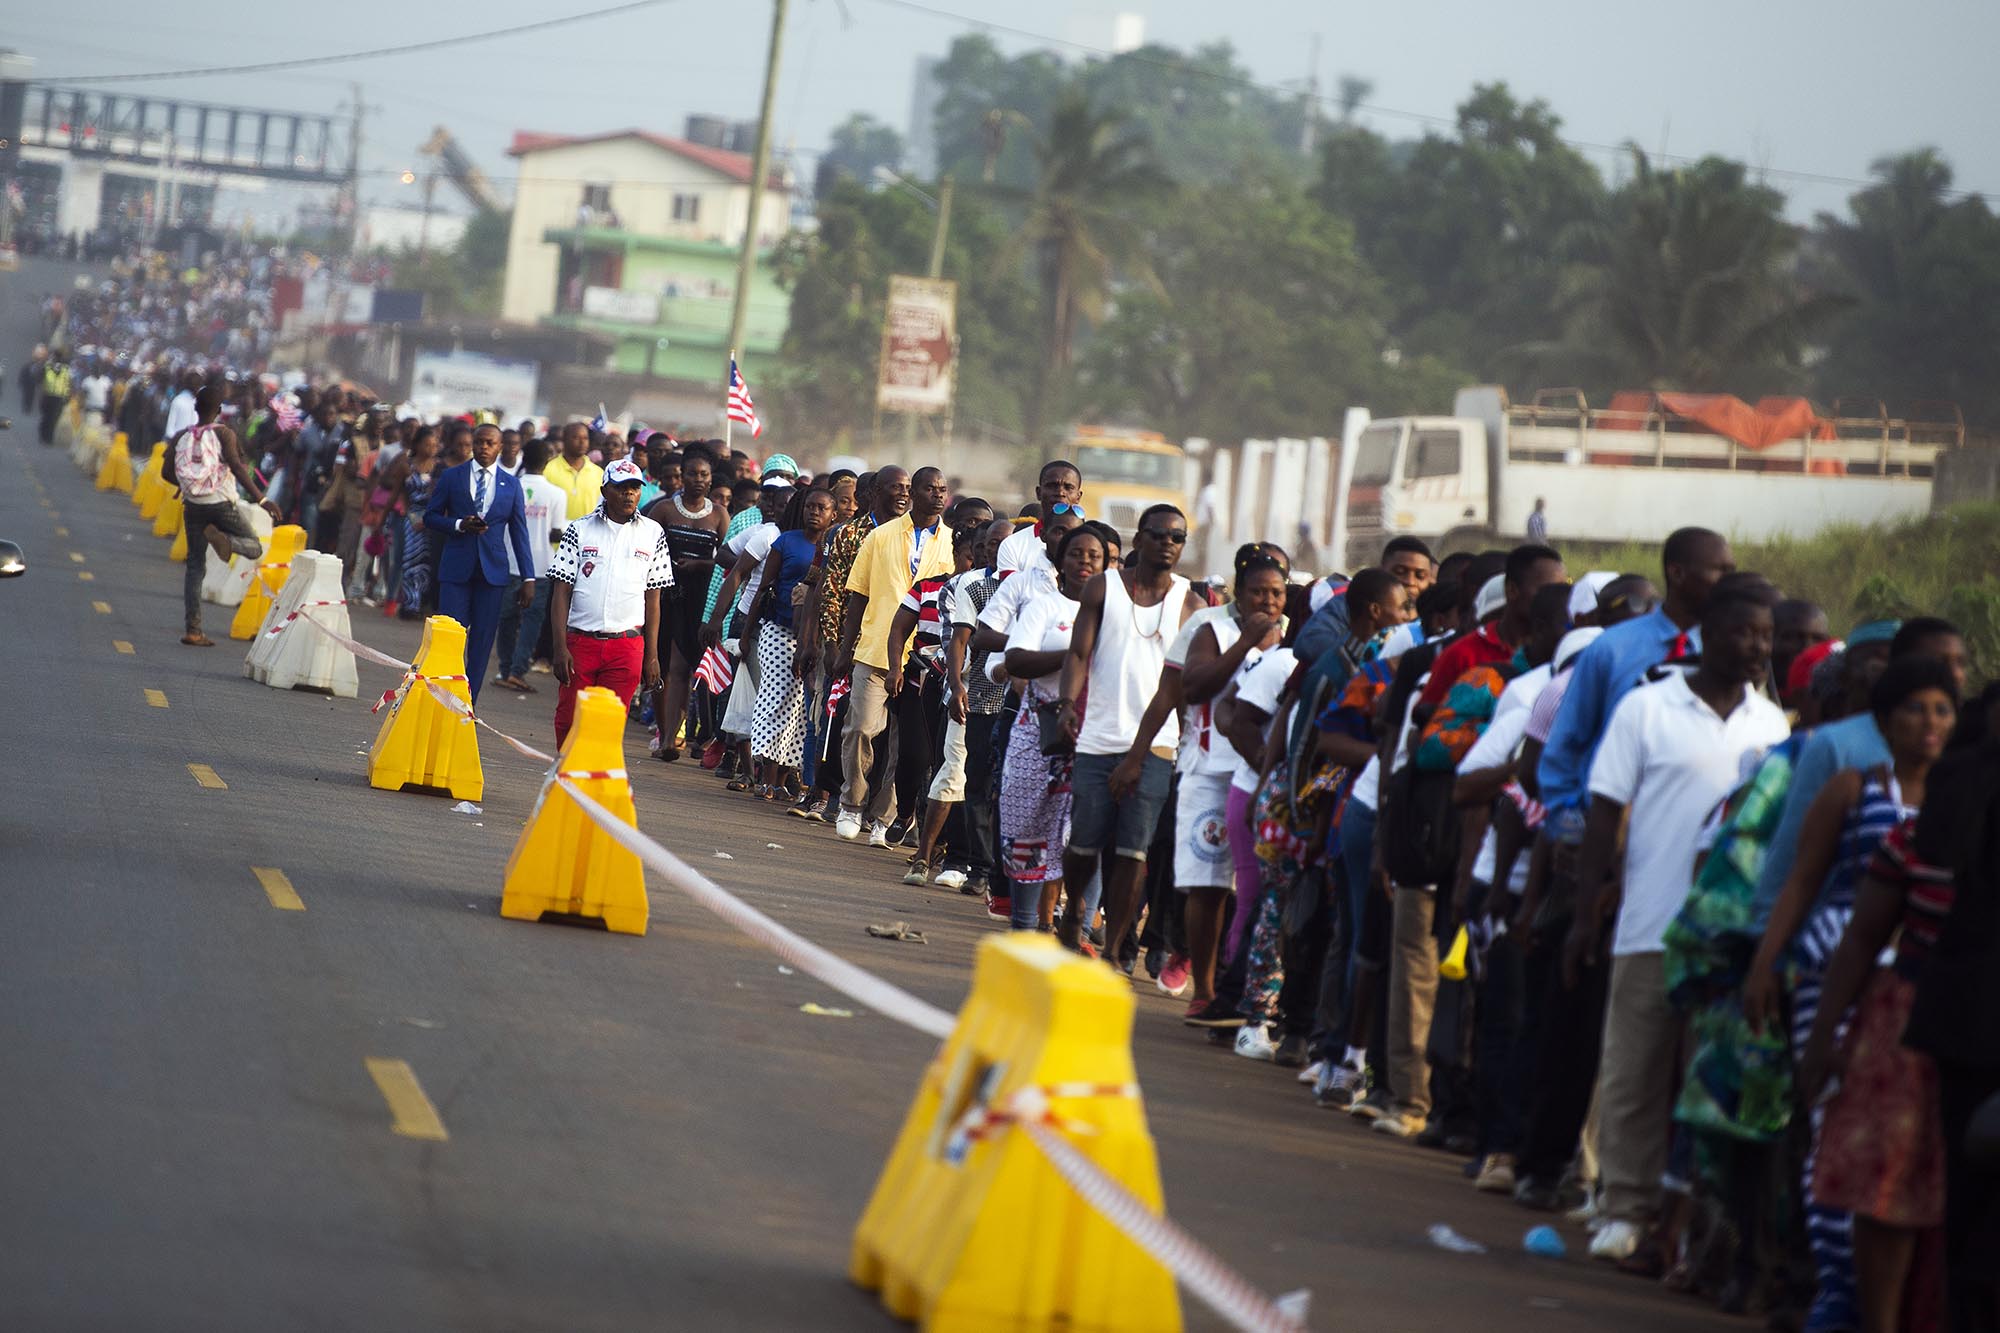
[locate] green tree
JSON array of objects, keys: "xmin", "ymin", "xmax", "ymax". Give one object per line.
[
  {"xmin": 386, "ymin": 208, "xmax": 509, "ymax": 318},
  {"xmin": 770, "ymin": 179, "xmax": 1037, "ymax": 446},
  {"xmin": 992, "ymin": 89, "xmax": 1173, "ymax": 443},
  {"xmin": 1314, "ymin": 84, "xmax": 1604, "ymax": 386},
  {"xmin": 1809, "ymin": 150, "xmax": 2000, "ymax": 430},
  {"xmin": 814, "ymin": 113, "xmax": 906, "ymax": 198},
  {"xmin": 1541, "ymin": 149, "xmax": 1845, "ymax": 392},
  {"xmin": 1081, "ymin": 166, "xmax": 1458, "ymax": 439}
]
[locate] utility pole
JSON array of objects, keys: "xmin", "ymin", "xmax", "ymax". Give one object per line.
[
  {"xmin": 1299, "ymin": 33, "xmax": 1321, "ymax": 158},
  {"xmin": 726, "ymin": 0, "xmax": 789, "ymax": 384},
  {"xmin": 340, "ymin": 81, "xmax": 378, "ymax": 255},
  {"xmin": 903, "ymin": 174, "xmax": 954, "ymax": 454}
]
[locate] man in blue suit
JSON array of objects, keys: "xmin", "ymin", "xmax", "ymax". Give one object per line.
[{"xmin": 424, "ymin": 422, "xmax": 535, "ymax": 702}]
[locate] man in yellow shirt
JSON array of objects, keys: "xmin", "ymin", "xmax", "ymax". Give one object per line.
[
  {"xmin": 830, "ymin": 466, "xmax": 954, "ymax": 843},
  {"xmin": 542, "ymin": 421, "xmax": 606, "ymax": 520}
]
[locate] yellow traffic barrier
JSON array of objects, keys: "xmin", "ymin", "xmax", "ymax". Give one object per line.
[
  {"xmin": 133, "ymin": 443, "xmax": 166, "ymax": 514},
  {"xmin": 167, "ymin": 509, "xmax": 190, "ymax": 561},
  {"xmin": 1438, "ymin": 925, "xmax": 1470, "ymax": 982},
  {"xmin": 368, "ymin": 614, "xmax": 484, "ymax": 802},
  {"xmin": 96, "ymin": 438, "xmax": 134, "ymax": 494},
  {"xmin": 151, "ymin": 490, "xmax": 183, "ymax": 537},
  {"xmin": 851, "ymin": 933, "xmax": 1181, "ymax": 1332},
  {"xmin": 228, "ymin": 524, "xmax": 305, "ymax": 640},
  {"xmin": 501, "ymin": 686, "xmax": 648, "ymax": 935}
]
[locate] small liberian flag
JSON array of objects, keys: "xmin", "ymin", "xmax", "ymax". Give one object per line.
[
  {"xmin": 693, "ymin": 644, "xmax": 735, "ymax": 695},
  {"xmin": 727, "ymin": 359, "xmax": 762, "ymax": 438},
  {"xmin": 272, "ymin": 393, "xmax": 303, "ymax": 432},
  {"xmin": 590, "ymin": 402, "xmax": 609, "ymax": 434}
]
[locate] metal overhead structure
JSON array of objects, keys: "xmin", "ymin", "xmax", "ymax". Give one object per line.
[
  {"xmin": 15, "ymin": 83, "xmax": 346, "ymax": 186},
  {"xmin": 418, "ymin": 126, "xmax": 501, "ymax": 214}
]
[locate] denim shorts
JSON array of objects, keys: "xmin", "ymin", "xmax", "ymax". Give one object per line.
[{"xmin": 1068, "ymin": 751, "xmax": 1172, "ymax": 860}]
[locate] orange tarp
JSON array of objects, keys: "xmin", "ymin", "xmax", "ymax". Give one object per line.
[{"xmin": 1600, "ymin": 391, "xmax": 1836, "ymax": 449}]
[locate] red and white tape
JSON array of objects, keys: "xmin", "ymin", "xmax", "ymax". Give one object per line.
[
  {"xmin": 286, "ymin": 610, "xmax": 1311, "ymax": 1333},
  {"xmin": 263, "ymin": 599, "xmax": 348, "ymax": 636}
]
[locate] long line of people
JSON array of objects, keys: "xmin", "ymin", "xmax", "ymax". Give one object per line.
[{"xmin": 46, "ymin": 247, "xmax": 2000, "ymax": 1333}]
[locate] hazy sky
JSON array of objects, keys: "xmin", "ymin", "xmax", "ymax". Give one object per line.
[{"xmin": 12, "ymin": 0, "xmax": 1998, "ymax": 225}]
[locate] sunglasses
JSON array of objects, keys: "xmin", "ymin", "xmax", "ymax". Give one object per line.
[
  {"xmin": 1141, "ymin": 528, "xmax": 1189, "ymax": 544},
  {"xmin": 1048, "ymin": 502, "xmax": 1086, "ymax": 517}
]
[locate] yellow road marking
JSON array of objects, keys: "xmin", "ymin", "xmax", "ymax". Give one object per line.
[
  {"xmin": 54, "ymin": 526, "xmax": 68, "ymax": 536},
  {"xmin": 144, "ymin": 689, "xmax": 168, "ymax": 708},
  {"xmin": 365, "ymin": 1059, "xmax": 449, "ymax": 1141},
  {"xmin": 113, "ymin": 640, "xmax": 134, "ymax": 654},
  {"xmin": 91, "ymin": 601, "xmax": 111, "ymax": 614},
  {"xmin": 187, "ymin": 763, "xmax": 226, "ymax": 789},
  {"xmin": 77, "ymin": 571, "xmax": 94, "ymax": 582},
  {"xmin": 251, "ymin": 866, "xmax": 305, "ymax": 911},
  {"xmin": 68, "ymin": 552, "xmax": 84, "ymax": 563}
]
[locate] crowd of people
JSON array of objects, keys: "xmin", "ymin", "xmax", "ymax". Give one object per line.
[{"xmin": 35, "ymin": 248, "xmax": 2000, "ymax": 1333}]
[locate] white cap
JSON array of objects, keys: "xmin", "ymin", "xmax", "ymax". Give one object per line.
[
  {"xmin": 1308, "ymin": 576, "xmax": 1345, "ymax": 615},
  {"xmin": 1553, "ymin": 626, "xmax": 1604, "ymax": 672},
  {"xmin": 1474, "ymin": 574, "xmax": 1506, "ymax": 622},
  {"xmin": 1569, "ymin": 571, "xmax": 1618, "ymax": 620}
]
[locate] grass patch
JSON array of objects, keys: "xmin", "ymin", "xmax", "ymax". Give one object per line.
[{"xmin": 1564, "ymin": 503, "xmax": 2000, "ymax": 685}]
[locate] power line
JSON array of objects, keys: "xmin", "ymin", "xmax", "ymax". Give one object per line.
[
  {"xmin": 42, "ymin": 0, "xmax": 678, "ymax": 84},
  {"xmin": 862, "ymin": 0, "xmax": 1997, "ymax": 204}
]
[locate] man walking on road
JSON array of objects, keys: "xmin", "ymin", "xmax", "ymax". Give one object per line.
[
  {"xmin": 169, "ymin": 380, "xmax": 277, "ymax": 647},
  {"xmin": 37, "ymin": 350, "xmax": 70, "ymax": 444},
  {"xmin": 424, "ymin": 422, "xmax": 535, "ymax": 703},
  {"xmin": 547, "ymin": 459, "xmax": 670, "ymax": 744}
]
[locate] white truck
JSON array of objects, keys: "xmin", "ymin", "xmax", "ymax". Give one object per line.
[{"xmin": 1330, "ymin": 387, "xmax": 1959, "ymax": 568}]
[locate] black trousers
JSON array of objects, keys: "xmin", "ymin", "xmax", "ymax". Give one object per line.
[{"xmin": 1516, "ymin": 914, "xmax": 1610, "ymax": 1186}]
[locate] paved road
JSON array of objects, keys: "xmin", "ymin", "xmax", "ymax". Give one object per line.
[{"xmin": 0, "ymin": 258, "xmax": 1731, "ymax": 1330}]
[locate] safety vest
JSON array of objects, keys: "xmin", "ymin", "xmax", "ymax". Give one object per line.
[{"xmin": 42, "ymin": 363, "xmax": 71, "ymax": 399}]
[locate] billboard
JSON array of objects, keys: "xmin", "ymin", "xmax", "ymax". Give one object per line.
[
  {"xmin": 875, "ymin": 275, "xmax": 956, "ymax": 415},
  {"xmin": 410, "ymin": 348, "xmax": 540, "ymax": 421}
]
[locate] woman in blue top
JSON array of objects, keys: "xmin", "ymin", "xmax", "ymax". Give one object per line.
[{"xmin": 742, "ymin": 487, "xmax": 836, "ymax": 800}]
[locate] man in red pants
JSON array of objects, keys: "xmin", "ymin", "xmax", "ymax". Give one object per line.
[{"xmin": 547, "ymin": 458, "xmax": 670, "ymax": 743}]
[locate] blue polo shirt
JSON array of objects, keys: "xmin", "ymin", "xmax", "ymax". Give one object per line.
[
  {"xmin": 1536, "ymin": 607, "xmax": 1699, "ymax": 814},
  {"xmin": 1749, "ymin": 712, "xmax": 1890, "ymax": 929}
]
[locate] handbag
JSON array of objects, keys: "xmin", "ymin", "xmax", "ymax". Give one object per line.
[{"xmin": 1034, "ymin": 700, "xmax": 1073, "ymax": 757}]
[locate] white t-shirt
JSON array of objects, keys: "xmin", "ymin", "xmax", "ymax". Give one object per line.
[
  {"xmin": 996, "ymin": 524, "xmax": 1052, "ymax": 577},
  {"xmin": 547, "ymin": 509, "xmax": 674, "ymax": 633},
  {"xmin": 730, "ymin": 521, "xmax": 781, "ymax": 616},
  {"xmin": 1587, "ymin": 673, "xmax": 1790, "ymax": 955},
  {"xmin": 164, "ymin": 389, "xmax": 198, "ymax": 441},
  {"xmin": 1168, "ymin": 606, "xmax": 1243, "ymax": 776},
  {"xmin": 1457, "ymin": 664, "xmax": 1552, "ymax": 889},
  {"xmin": 517, "ymin": 474, "xmax": 564, "ymax": 578},
  {"xmin": 1229, "ymin": 646, "xmax": 1297, "ymax": 793},
  {"xmin": 1003, "ymin": 591, "xmax": 1081, "ymax": 704},
  {"xmin": 81, "ymin": 373, "xmax": 111, "ymax": 412},
  {"xmin": 978, "ymin": 561, "xmax": 1057, "ymax": 636}
]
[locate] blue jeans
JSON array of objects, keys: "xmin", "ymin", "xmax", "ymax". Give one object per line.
[{"xmin": 502, "ymin": 576, "xmax": 553, "ymax": 679}]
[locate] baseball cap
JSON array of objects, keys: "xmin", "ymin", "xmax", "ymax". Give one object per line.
[
  {"xmin": 1786, "ymin": 637, "xmax": 1844, "ymax": 698},
  {"xmin": 603, "ymin": 458, "xmax": 645, "ymax": 487},
  {"xmin": 1568, "ymin": 570, "xmax": 1617, "ymax": 620},
  {"xmin": 1553, "ymin": 626, "xmax": 1604, "ymax": 673},
  {"xmin": 1474, "ymin": 574, "xmax": 1506, "ymax": 622},
  {"xmin": 760, "ymin": 453, "xmax": 799, "ymax": 480},
  {"xmin": 1847, "ymin": 619, "xmax": 1900, "ymax": 648}
]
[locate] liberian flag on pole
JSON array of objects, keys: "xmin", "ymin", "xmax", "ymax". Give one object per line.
[{"xmin": 727, "ymin": 356, "xmax": 762, "ymax": 438}]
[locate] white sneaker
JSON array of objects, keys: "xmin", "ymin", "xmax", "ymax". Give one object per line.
[
  {"xmin": 1298, "ymin": 1059, "xmax": 1326, "ymax": 1086},
  {"xmin": 867, "ymin": 821, "xmax": 891, "ymax": 849},
  {"xmin": 1233, "ymin": 1025, "xmax": 1279, "ymax": 1061},
  {"xmin": 835, "ymin": 811, "xmax": 863, "ymax": 840},
  {"xmin": 933, "ymin": 867, "xmax": 968, "ymax": 889},
  {"xmin": 1587, "ymin": 1219, "xmax": 1642, "ymax": 1262}
]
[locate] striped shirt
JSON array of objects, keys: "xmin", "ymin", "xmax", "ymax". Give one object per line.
[{"xmin": 1872, "ymin": 817, "xmax": 1956, "ymax": 980}]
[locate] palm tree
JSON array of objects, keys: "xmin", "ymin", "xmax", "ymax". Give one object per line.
[
  {"xmin": 1540, "ymin": 147, "xmax": 1846, "ymax": 391},
  {"xmin": 992, "ymin": 88, "xmax": 1173, "ymax": 442}
]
